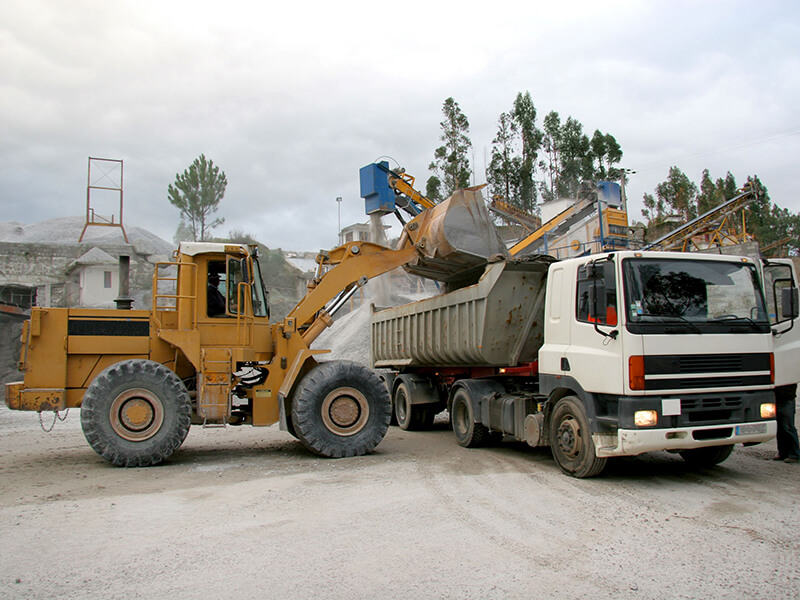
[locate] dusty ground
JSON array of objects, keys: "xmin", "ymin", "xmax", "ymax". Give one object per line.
[{"xmin": 0, "ymin": 403, "xmax": 798, "ymax": 600}]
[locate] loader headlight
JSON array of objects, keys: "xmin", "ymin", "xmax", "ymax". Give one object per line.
[
  {"xmin": 760, "ymin": 403, "xmax": 776, "ymax": 419},
  {"xmin": 634, "ymin": 410, "xmax": 658, "ymax": 427}
]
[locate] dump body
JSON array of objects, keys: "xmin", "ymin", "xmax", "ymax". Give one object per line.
[{"xmin": 371, "ymin": 256, "xmax": 553, "ymax": 368}]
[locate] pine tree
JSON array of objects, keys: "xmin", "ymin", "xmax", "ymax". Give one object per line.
[{"xmin": 168, "ymin": 154, "xmax": 227, "ymax": 241}]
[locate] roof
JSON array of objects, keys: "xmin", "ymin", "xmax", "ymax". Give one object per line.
[
  {"xmin": 74, "ymin": 247, "xmax": 117, "ymax": 264},
  {"xmin": 67, "ymin": 247, "xmax": 117, "ymax": 271},
  {"xmin": 178, "ymin": 242, "xmax": 249, "ymax": 256}
]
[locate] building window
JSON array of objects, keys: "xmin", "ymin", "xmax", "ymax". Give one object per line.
[{"xmin": 104, "ymin": 271, "xmax": 112, "ymax": 289}]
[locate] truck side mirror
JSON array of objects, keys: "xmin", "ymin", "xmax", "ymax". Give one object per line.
[
  {"xmin": 781, "ymin": 286, "xmax": 799, "ymax": 320},
  {"xmin": 589, "ymin": 281, "xmax": 607, "ymax": 322}
]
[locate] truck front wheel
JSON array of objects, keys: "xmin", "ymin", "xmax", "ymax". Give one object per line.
[
  {"xmin": 679, "ymin": 444, "xmax": 734, "ymax": 467},
  {"xmin": 80, "ymin": 359, "xmax": 192, "ymax": 467},
  {"xmin": 291, "ymin": 361, "xmax": 391, "ymax": 458},
  {"xmin": 549, "ymin": 395, "xmax": 607, "ymax": 478},
  {"xmin": 394, "ymin": 381, "xmax": 435, "ymax": 430}
]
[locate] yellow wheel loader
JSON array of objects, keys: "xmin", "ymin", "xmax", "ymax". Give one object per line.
[{"xmin": 5, "ymin": 186, "xmax": 504, "ymax": 466}]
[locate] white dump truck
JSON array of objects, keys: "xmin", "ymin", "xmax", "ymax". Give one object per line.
[{"xmin": 372, "ymin": 250, "xmax": 799, "ymax": 477}]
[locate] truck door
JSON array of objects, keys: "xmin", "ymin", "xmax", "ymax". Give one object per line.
[
  {"xmin": 763, "ymin": 260, "xmax": 800, "ymax": 389},
  {"xmin": 565, "ymin": 258, "xmax": 626, "ymax": 395},
  {"xmin": 539, "ymin": 264, "xmax": 570, "ymax": 376}
]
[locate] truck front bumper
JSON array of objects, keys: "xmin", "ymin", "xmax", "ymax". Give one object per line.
[{"xmin": 593, "ymin": 420, "xmax": 777, "ymax": 458}]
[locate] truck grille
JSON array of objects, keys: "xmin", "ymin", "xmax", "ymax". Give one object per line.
[
  {"xmin": 643, "ymin": 353, "xmax": 771, "ymax": 391},
  {"xmin": 681, "ymin": 396, "xmax": 744, "ymax": 422}
]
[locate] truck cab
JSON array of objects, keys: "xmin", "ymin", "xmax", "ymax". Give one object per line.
[{"xmin": 539, "ymin": 251, "xmax": 782, "ymax": 471}]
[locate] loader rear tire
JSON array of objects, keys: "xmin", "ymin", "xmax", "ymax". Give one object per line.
[
  {"xmin": 291, "ymin": 361, "xmax": 391, "ymax": 458},
  {"xmin": 80, "ymin": 359, "xmax": 192, "ymax": 467},
  {"xmin": 549, "ymin": 395, "xmax": 607, "ymax": 478}
]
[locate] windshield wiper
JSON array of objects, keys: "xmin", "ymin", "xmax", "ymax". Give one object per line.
[
  {"xmin": 712, "ymin": 315, "xmax": 763, "ymax": 331},
  {"xmin": 636, "ymin": 313, "xmax": 701, "ymax": 332}
]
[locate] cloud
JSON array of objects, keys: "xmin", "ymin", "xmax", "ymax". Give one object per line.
[{"xmin": 1, "ymin": 0, "xmax": 799, "ymax": 248}]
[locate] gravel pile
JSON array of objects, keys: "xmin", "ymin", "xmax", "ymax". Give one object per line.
[
  {"xmin": 312, "ymin": 283, "xmax": 435, "ymax": 366},
  {"xmin": 0, "ymin": 216, "xmax": 173, "ymax": 255}
]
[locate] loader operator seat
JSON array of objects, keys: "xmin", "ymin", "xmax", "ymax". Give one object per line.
[{"xmin": 207, "ymin": 272, "xmax": 226, "ymax": 317}]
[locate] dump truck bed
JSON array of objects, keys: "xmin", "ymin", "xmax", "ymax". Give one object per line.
[{"xmin": 371, "ymin": 256, "xmax": 553, "ymax": 368}]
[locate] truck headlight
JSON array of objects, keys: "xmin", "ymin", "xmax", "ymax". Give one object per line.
[
  {"xmin": 634, "ymin": 410, "xmax": 658, "ymax": 427},
  {"xmin": 760, "ymin": 403, "xmax": 776, "ymax": 419}
]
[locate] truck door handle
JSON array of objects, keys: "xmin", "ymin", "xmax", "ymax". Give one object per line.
[{"xmin": 561, "ymin": 357, "xmax": 570, "ymax": 371}]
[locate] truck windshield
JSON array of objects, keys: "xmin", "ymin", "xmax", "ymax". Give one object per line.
[{"xmin": 622, "ymin": 257, "xmax": 769, "ymax": 334}]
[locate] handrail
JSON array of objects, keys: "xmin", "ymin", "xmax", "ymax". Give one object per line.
[{"xmin": 152, "ymin": 261, "xmax": 197, "ymax": 330}]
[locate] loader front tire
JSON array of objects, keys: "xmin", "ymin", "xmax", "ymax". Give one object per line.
[
  {"xmin": 80, "ymin": 359, "xmax": 192, "ymax": 467},
  {"xmin": 291, "ymin": 361, "xmax": 391, "ymax": 458}
]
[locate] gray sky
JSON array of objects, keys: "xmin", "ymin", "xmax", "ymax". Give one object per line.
[{"xmin": 2, "ymin": 0, "xmax": 799, "ymax": 251}]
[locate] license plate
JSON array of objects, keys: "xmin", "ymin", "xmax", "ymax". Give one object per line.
[{"xmin": 736, "ymin": 423, "xmax": 767, "ymax": 435}]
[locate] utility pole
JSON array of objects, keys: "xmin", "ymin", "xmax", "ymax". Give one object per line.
[
  {"xmin": 336, "ymin": 196, "xmax": 342, "ymax": 245},
  {"xmin": 620, "ymin": 168, "xmax": 636, "ymax": 214}
]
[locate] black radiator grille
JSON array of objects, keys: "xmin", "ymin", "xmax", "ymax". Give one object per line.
[{"xmin": 643, "ymin": 353, "xmax": 770, "ymax": 391}]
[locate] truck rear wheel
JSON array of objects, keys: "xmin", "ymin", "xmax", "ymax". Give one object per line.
[
  {"xmin": 450, "ymin": 387, "xmax": 492, "ymax": 448},
  {"xmin": 549, "ymin": 395, "xmax": 607, "ymax": 478},
  {"xmin": 291, "ymin": 361, "xmax": 391, "ymax": 458},
  {"xmin": 80, "ymin": 359, "xmax": 192, "ymax": 467},
  {"xmin": 394, "ymin": 381, "xmax": 435, "ymax": 430},
  {"xmin": 679, "ymin": 444, "xmax": 734, "ymax": 467}
]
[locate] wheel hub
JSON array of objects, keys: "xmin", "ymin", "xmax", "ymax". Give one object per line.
[
  {"xmin": 120, "ymin": 398, "xmax": 153, "ymax": 430},
  {"xmin": 557, "ymin": 416, "xmax": 582, "ymax": 458},
  {"xmin": 321, "ymin": 387, "xmax": 369, "ymax": 437},
  {"xmin": 109, "ymin": 388, "xmax": 165, "ymax": 442}
]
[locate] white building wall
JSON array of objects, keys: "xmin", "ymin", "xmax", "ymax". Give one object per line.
[{"xmin": 79, "ymin": 265, "xmax": 119, "ymax": 307}]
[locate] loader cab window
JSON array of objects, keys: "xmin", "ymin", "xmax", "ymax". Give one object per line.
[
  {"xmin": 576, "ymin": 261, "xmax": 618, "ymax": 326},
  {"xmin": 207, "ymin": 261, "xmax": 228, "ymax": 317},
  {"xmin": 227, "ymin": 258, "xmax": 246, "ymax": 315},
  {"xmin": 250, "ymin": 257, "xmax": 270, "ymax": 318}
]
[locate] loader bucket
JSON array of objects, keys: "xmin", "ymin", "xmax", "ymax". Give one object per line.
[{"xmin": 401, "ymin": 187, "xmax": 509, "ymax": 286}]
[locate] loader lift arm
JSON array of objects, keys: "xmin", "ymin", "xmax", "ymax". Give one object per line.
[{"xmin": 286, "ymin": 241, "xmax": 418, "ymax": 345}]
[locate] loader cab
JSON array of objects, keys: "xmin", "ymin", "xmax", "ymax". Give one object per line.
[
  {"xmin": 202, "ymin": 251, "xmax": 270, "ymax": 321},
  {"xmin": 162, "ymin": 242, "xmax": 270, "ymax": 330}
]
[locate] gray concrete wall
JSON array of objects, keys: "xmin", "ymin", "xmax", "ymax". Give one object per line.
[{"xmin": 0, "ymin": 241, "xmax": 167, "ymax": 308}]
